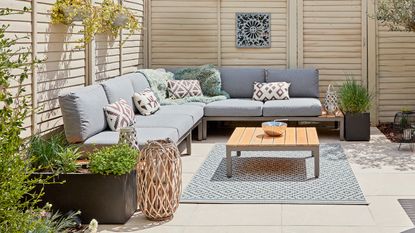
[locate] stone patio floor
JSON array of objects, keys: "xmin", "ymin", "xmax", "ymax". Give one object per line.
[{"xmin": 100, "ymin": 127, "xmax": 415, "ymax": 233}]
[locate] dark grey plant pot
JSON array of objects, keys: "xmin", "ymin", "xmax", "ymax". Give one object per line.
[
  {"xmin": 344, "ymin": 112, "xmax": 370, "ymax": 141},
  {"xmin": 34, "ymin": 170, "xmax": 137, "ymax": 224}
]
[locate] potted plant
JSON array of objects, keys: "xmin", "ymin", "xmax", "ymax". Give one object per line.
[
  {"xmin": 338, "ymin": 79, "xmax": 372, "ymax": 141},
  {"xmin": 51, "ymin": 0, "xmax": 90, "ymax": 24},
  {"xmin": 30, "ymin": 136, "xmax": 140, "ymax": 224},
  {"xmin": 98, "ymin": 0, "xmax": 140, "ymax": 43},
  {"xmin": 51, "ymin": 0, "xmax": 100, "ymax": 48}
]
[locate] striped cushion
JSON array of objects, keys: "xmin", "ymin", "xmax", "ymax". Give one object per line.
[{"xmin": 104, "ymin": 99, "xmax": 135, "ymax": 131}]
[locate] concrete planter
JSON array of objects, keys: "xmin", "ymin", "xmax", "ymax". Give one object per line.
[
  {"xmin": 34, "ymin": 170, "xmax": 137, "ymax": 224},
  {"xmin": 344, "ymin": 112, "xmax": 370, "ymax": 141}
]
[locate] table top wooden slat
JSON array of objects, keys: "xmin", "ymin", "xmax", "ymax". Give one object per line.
[
  {"xmin": 296, "ymin": 128, "xmax": 308, "ymax": 145},
  {"xmin": 227, "ymin": 127, "xmax": 319, "ymax": 147},
  {"xmin": 273, "ymin": 130, "xmax": 286, "ymax": 145},
  {"xmin": 284, "ymin": 128, "xmax": 296, "ymax": 145},
  {"xmin": 306, "ymin": 127, "xmax": 320, "ymax": 145},
  {"xmin": 240, "ymin": 127, "xmax": 256, "ymax": 145},
  {"xmin": 227, "ymin": 127, "xmax": 245, "ymax": 146},
  {"xmin": 250, "ymin": 127, "xmax": 264, "ymax": 145}
]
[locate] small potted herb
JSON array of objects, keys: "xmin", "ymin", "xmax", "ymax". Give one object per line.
[
  {"xmin": 338, "ymin": 78, "xmax": 372, "ymax": 141},
  {"xmin": 30, "ymin": 134, "xmax": 140, "ymax": 224}
]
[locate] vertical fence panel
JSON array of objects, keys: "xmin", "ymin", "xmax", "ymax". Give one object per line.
[{"xmin": 2, "ymin": 0, "xmax": 145, "ymax": 137}]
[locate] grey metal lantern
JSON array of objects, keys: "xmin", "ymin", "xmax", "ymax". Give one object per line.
[{"xmin": 118, "ymin": 127, "xmax": 139, "ymax": 150}]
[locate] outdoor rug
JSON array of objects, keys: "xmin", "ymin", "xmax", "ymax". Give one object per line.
[{"xmin": 181, "ymin": 144, "xmax": 367, "ymax": 205}]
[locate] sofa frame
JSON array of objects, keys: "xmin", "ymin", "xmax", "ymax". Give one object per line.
[{"xmin": 201, "ymin": 115, "xmax": 344, "ymax": 141}]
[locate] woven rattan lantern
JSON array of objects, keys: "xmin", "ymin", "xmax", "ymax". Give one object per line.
[
  {"xmin": 323, "ymin": 84, "xmax": 339, "ymax": 115},
  {"xmin": 137, "ymin": 139, "xmax": 182, "ymax": 221}
]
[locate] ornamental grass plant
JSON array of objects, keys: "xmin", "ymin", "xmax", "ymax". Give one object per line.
[{"xmin": 338, "ymin": 78, "xmax": 372, "ymax": 114}]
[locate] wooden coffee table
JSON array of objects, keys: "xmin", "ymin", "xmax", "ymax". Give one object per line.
[{"xmin": 226, "ymin": 127, "xmax": 320, "ymax": 178}]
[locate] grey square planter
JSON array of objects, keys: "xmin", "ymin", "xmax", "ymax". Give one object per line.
[
  {"xmin": 344, "ymin": 112, "xmax": 370, "ymax": 141},
  {"xmin": 34, "ymin": 170, "xmax": 137, "ymax": 224}
]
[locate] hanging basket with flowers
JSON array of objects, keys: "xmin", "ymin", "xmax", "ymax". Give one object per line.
[{"xmin": 98, "ymin": 0, "xmax": 140, "ymax": 44}]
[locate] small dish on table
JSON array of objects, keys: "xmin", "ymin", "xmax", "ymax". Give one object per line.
[{"xmin": 261, "ymin": 121, "xmax": 287, "ymax": 137}]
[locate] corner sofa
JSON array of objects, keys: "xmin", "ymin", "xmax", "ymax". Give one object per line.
[{"xmin": 58, "ymin": 68, "xmax": 344, "ymax": 152}]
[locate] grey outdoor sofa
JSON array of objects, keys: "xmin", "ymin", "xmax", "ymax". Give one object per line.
[
  {"xmin": 58, "ymin": 73, "xmax": 203, "ymax": 154},
  {"xmin": 199, "ymin": 68, "xmax": 344, "ymax": 140},
  {"xmin": 58, "ymin": 67, "xmax": 343, "ymax": 151}
]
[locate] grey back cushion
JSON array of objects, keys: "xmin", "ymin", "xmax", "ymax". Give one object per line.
[
  {"xmin": 59, "ymin": 85, "xmax": 109, "ymax": 143},
  {"xmin": 126, "ymin": 72, "xmax": 150, "ymax": 93},
  {"xmin": 266, "ymin": 69, "xmax": 319, "ymax": 98},
  {"xmin": 101, "ymin": 76, "xmax": 136, "ymax": 108},
  {"xmin": 220, "ymin": 68, "xmax": 266, "ymax": 98}
]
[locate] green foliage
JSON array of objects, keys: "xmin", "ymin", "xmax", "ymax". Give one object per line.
[
  {"xmin": 28, "ymin": 133, "xmax": 81, "ymax": 173},
  {"xmin": 0, "ymin": 8, "xmax": 51, "ymax": 232},
  {"xmin": 338, "ymin": 78, "xmax": 372, "ymax": 114},
  {"xmin": 32, "ymin": 208, "xmax": 81, "ymax": 233},
  {"xmin": 99, "ymin": 0, "xmax": 140, "ymax": 42},
  {"xmin": 51, "ymin": 0, "xmax": 140, "ymax": 48},
  {"xmin": 377, "ymin": 0, "xmax": 415, "ymax": 31},
  {"xmin": 89, "ymin": 144, "xmax": 139, "ymax": 176}
]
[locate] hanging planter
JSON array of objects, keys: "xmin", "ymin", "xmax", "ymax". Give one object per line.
[
  {"xmin": 112, "ymin": 13, "xmax": 129, "ymax": 27},
  {"xmin": 51, "ymin": 0, "xmax": 100, "ymax": 49},
  {"xmin": 51, "ymin": 0, "xmax": 90, "ymax": 25},
  {"xmin": 98, "ymin": 0, "xmax": 140, "ymax": 43},
  {"xmin": 61, "ymin": 5, "xmax": 85, "ymax": 22}
]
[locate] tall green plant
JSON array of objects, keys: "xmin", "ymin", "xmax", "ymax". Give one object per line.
[
  {"xmin": 338, "ymin": 78, "xmax": 372, "ymax": 114},
  {"xmin": 0, "ymin": 8, "xmax": 58, "ymax": 232},
  {"xmin": 377, "ymin": 0, "xmax": 415, "ymax": 31}
]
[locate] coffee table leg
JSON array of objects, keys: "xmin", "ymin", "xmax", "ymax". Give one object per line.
[
  {"xmin": 236, "ymin": 151, "xmax": 241, "ymax": 157},
  {"xmin": 226, "ymin": 147, "xmax": 232, "ymax": 178},
  {"xmin": 312, "ymin": 148, "xmax": 320, "ymax": 178}
]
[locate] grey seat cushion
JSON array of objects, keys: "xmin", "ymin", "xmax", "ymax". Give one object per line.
[
  {"xmin": 262, "ymin": 98, "xmax": 322, "ymax": 117},
  {"xmin": 101, "ymin": 76, "xmax": 136, "ymax": 108},
  {"xmin": 157, "ymin": 105, "xmax": 204, "ymax": 124},
  {"xmin": 134, "ymin": 114, "xmax": 194, "ymax": 139},
  {"xmin": 83, "ymin": 127, "xmax": 179, "ymax": 146},
  {"xmin": 59, "ymin": 85, "xmax": 109, "ymax": 143},
  {"xmin": 266, "ymin": 69, "xmax": 319, "ymax": 98},
  {"xmin": 204, "ymin": 99, "xmax": 263, "ymax": 117},
  {"xmin": 219, "ymin": 68, "xmax": 266, "ymax": 98},
  {"xmin": 125, "ymin": 72, "xmax": 150, "ymax": 93},
  {"xmin": 183, "ymin": 102, "xmax": 206, "ymax": 107}
]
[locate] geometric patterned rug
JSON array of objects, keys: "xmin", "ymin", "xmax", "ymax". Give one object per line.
[{"xmin": 181, "ymin": 144, "xmax": 367, "ymax": 205}]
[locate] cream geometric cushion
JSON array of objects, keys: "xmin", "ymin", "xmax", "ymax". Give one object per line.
[
  {"xmin": 133, "ymin": 88, "xmax": 160, "ymax": 116},
  {"xmin": 104, "ymin": 99, "xmax": 135, "ymax": 131},
  {"xmin": 253, "ymin": 82, "xmax": 291, "ymax": 101},
  {"xmin": 167, "ymin": 80, "xmax": 203, "ymax": 99}
]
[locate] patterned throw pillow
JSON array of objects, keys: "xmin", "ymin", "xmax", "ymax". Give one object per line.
[
  {"xmin": 253, "ymin": 82, "xmax": 291, "ymax": 101},
  {"xmin": 167, "ymin": 80, "xmax": 204, "ymax": 99},
  {"xmin": 104, "ymin": 99, "xmax": 135, "ymax": 131},
  {"xmin": 133, "ymin": 88, "xmax": 160, "ymax": 116}
]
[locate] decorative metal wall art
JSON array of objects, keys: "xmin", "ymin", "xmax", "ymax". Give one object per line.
[{"xmin": 236, "ymin": 13, "xmax": 271, "ymax": 48}]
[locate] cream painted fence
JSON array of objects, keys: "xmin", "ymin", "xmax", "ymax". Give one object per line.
[
  {"xmin": 3, "ymin": 0, "xmax": 415, "ymax": 136},
  {"xmin": 148, "ymin": 0, "xmax": 415, "ymax": 123},
  {"xmin": 148, "ymin": 0, "xmax": 365, "ymax": 100},
  {"xmin": 1, "ymin": 0, "xmax": 145, "ymax": 136}
]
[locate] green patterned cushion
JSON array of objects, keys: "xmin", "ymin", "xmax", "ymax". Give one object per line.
[{"xmin": 173, "ymin": 65, "xmax": 228, "ymax": 97}]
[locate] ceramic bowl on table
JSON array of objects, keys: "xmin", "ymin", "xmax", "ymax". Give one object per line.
[{"xmin": 261, "ymin": 121, "xmax": 287, "ymax": 137}]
